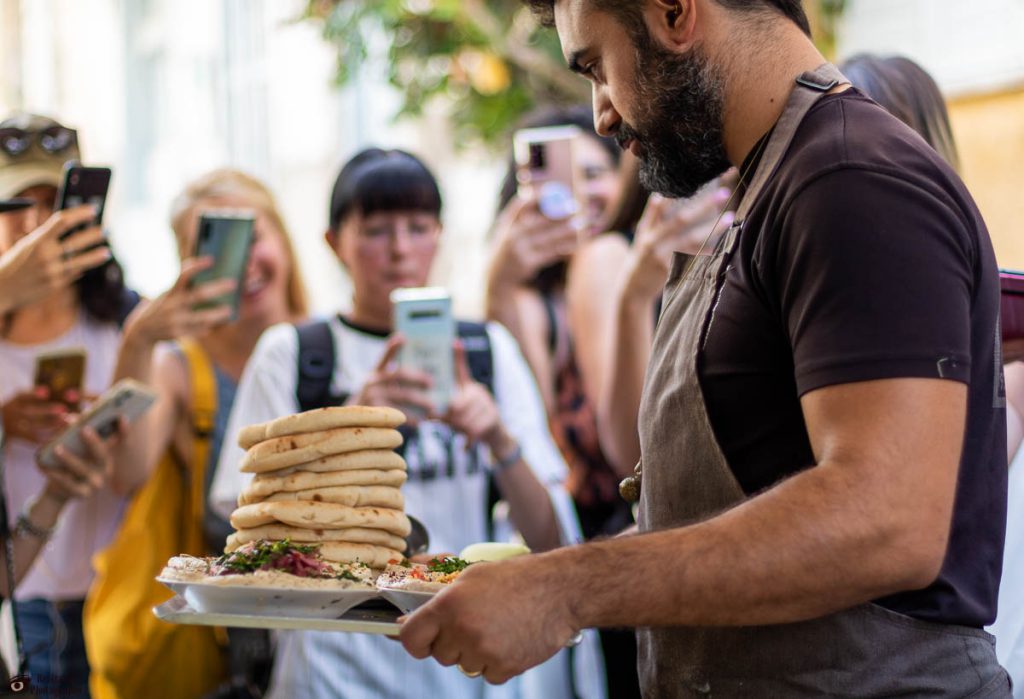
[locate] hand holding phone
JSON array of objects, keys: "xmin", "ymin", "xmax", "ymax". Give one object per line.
[
  {"xmin": 56, "ymin": 164, "xmax": 111, "ymax": 237},
  {"xmin": 190, "ymin": 211, "xmax": 255, "ymax": 321},
  {"xmin": 391, "ymin": 287, "xmax": 455, "ymax": 414},
  {"xmin": 513, "ymin": 125, "xmax": 581, "ymax": 221},
  {"xmin": 37, "ymin": 378, "xmax": 157, "ymax": 470}
]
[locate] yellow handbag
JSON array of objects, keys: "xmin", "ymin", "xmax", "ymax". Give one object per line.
[{"xmin": 85, "ymin": 339, "xmax": 227, "ymax": 699}]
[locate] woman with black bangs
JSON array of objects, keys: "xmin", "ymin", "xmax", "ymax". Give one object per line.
[{"xmin": 210, "ymin": 148, "xmax": 601, "ymax": 698}]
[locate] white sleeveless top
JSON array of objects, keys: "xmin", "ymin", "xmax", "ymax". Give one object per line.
[{"xmin": 0, "ymin": 312, "xmax": 126, "ymax": 601}]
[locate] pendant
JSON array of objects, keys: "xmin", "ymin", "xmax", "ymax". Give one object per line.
[{"xmin": 619, "ymin": 461, "xmax": 643, "ymax": 503}]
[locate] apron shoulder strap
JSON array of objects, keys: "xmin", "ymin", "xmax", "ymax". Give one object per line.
[{"xmin": 735, "ymin": 63, "xmax": 850, "ymax": 221}]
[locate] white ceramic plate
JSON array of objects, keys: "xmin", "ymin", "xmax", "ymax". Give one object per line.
[
  {"xmin": 377, "ymin": 587, "xmax": 438, "ymax": 614},
  {"xmin": 157, "ymin": 578, "xmax": 380, "ymax": 619}
]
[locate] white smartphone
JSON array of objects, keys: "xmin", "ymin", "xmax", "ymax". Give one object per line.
[
  {"xmin": 37, "ymin": 378, "xmax": 158, "ymax": 469},
  {"xmin": 390, "ymin": 287, "xmax": 455, "ymax": 414}
]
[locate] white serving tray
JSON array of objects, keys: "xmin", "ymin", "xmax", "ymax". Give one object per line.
[{"xmin": 153, "ymin": 594, "xmax": 402, "ymax": 635}]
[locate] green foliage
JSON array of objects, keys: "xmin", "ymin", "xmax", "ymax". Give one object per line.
[
  {"xmin": 300, "ymin": 0, "xmax": 847, "ymax": 148},
  {"xmin": 299, "ymin": 0, "xmax": 588, "ymax": 149}
]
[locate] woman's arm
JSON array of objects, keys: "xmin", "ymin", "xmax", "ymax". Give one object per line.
[
  {"xmin": 1, "ymin": 426, "xmax": 118, "ymax": 595},
  {"xmin": 565, "ymin": 235, "xmax": 636, "ymax": 475},
  {"xmin": 108, "ymin": 261, "xmax": 234, "ymax": 495}
]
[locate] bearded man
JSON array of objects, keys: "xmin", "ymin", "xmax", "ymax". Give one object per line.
[{"xmin": 400, "ymin": 2, "xmax": 1011, "ymax": 695}]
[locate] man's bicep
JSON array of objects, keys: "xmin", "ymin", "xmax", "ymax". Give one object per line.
[{"xmin": 800, "ymin": 378, "xmax": 966, "ymax": 558}]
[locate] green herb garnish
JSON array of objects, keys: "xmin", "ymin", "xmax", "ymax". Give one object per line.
[
  {"xmin": 337, "ymin": 569, "xmax": 362, "ymax": 582},
  {"xmin": 214, "ymin": 539, "xmax": 319, "ymax": 575},
  {"xmin": 427, "ymin": 556, "xmax": 471, "ymax": 574}
]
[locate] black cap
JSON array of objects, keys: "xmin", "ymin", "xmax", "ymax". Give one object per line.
[{"xmin": 0, "ymin": 197, "xmax": 32, "ymax": 213}]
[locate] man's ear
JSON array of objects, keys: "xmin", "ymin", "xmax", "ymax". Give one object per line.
[{"xmin": 644, "ymin": 0, "xmax": 699, "ymax": 50}]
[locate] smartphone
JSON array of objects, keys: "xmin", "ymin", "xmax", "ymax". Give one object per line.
[
  {"xmin": 1000, "ymin": 269, "xmax": 1024, "ymax": 340},
  {"xmin": 190, "ymin": 211, "xmax": 255, "ymax": 321},
  {"xmin": 56, "ymin": 163, "xmax": 111, "ymax": 235},
  {"xmin": 37, "ymin": 378, "xmax": 157, "ymax": 470},
  {"xmin": 513, "ymin": 125, "xmax": 581, "ymax": 220},
  {"xmin": 34, "ymin": 348, "xmax": 87, "ymax": 410},
  {"xmin": 390, "ymin": 287, "xmax": 455, "ymax": 414}
]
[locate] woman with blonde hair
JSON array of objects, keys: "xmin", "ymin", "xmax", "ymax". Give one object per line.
[{"xmin": 90, "ymin": 168, "xmax": 307, "ymax": 698}]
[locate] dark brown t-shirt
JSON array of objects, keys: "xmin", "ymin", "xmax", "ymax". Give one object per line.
[{"xmin": 698, "ymin": 89, "xmax": 1006, "ymax": 627}]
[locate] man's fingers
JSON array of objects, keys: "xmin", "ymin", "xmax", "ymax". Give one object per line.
[
  {"xmin": 399, "ymin": 606, "xmax": 442, "ymax": 660},
  {"xmin": 375, "ymin": 335, "xmax": 405, "ymax": 372}
]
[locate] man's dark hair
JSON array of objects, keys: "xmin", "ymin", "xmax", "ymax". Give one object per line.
[{"xmin": 524, "ymin": 0, "xmax": 811, "ymax": 37}]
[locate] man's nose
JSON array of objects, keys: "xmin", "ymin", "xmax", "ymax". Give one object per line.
[{"xmin": 593, "ymin": 86, "xmax": 620, "ymax": 138}]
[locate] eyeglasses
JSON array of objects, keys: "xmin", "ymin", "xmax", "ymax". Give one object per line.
[{"xmin": 0, "ymin": 125, "xmax": 78, "ymax": 158}]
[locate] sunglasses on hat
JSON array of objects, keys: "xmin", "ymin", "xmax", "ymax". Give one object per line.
[{"xmin": 0, "ymin": 125, "xmax": 78, "ymax": 158}]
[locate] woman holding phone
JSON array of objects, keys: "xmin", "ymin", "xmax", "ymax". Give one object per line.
[
  {"xmin": 209, "ymin": 148, "xmax": 601, "ymax": 699},
  {"xmin": 0, "ymin": 112, "xmax": 137, "ymax": 698},
  {"xmin": 100, "ymin": 168, "xmax": 308, "ymax": 697}
]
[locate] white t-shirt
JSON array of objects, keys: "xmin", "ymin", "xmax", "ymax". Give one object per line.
[
  {"xmin": 0, "ymin": 312, "xmax": 126, "ymax": 601},
  {"xmin": 211, "ymin": 316, "xmax": 605, "ymax": 699}
]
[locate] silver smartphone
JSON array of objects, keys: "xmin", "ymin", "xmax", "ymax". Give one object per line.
[
  {"xmin": 37, "ymin": 378, "xmax": 157, "ymax": 469},
  {"xmin": 390, "ymin": 287, "xmax": 455, "ymax": 414},
  {"xmin": 191, "ymin": 210, "xmax": 255, "ymax": 321}
]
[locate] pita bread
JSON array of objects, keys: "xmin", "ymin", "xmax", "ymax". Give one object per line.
[
  {"xmin": 238, "ymin": 406, "xmax": 406, "ymax": 450},
  {"xmin": 260, "ymin": 485, "xmax": 404, "ymax": 510},
  {"xmin": 240, "ymin": 428, "xmax": 403, "ymax": 473},
  {"xmin": 316, "ymin": 542, "xmax": 405, "ymax": 568},
  {"xmin": 230, "ymin": 500, "xmax": 411, "ymax": 537},
  {"xmin": 250, "ymin": 450, "xmax": 407, "ymax": 479},
  {"xmin": 225, "ymin": 525, "xmax": 407, "ymax": 553},
  {"xmin": 240, "ymin": 469, "xmax": 408, "ymax": 505}
]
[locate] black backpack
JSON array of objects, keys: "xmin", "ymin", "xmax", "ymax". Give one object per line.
[
  {"xmin": 293, "ymin": 318, "xmax": 502, "ymax": 537},
  {"xmin": 294, "ymin": 318, "xmax": 495, "ymax": 409}
]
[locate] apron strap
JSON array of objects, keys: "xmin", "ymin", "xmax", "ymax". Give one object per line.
[{"xmin": 735, "ymin": 63, "xmax": 850, "ymax": 222}]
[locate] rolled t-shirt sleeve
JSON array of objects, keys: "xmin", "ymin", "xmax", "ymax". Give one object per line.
[{"xmin": 769, "ymin": 167, "xmax": 976, "ymax": 395}]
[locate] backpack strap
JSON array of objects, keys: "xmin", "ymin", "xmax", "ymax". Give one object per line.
[
  {"xmin": 295, "ymin": 320, "xmax": 349, "ymax": 412},
  {"xmin": 456, "ymin": 322, "xmax": 503, "ymax": 540},
  {"xmin": 178, "ymin": 338, "xmax": 217, "ymax": 527},
  {"xmin": 457, "ymin": 321, "xmax": 494, "ymax": 395}
]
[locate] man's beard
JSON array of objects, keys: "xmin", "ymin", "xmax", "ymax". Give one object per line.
[{"xmin": 618, "ymin": 35, "xmax": 731, "ymax": 198}]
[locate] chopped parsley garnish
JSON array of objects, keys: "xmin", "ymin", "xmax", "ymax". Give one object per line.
[{"xmin": 427, "ymin": 556, "xmax": 471, "ymax": 574}]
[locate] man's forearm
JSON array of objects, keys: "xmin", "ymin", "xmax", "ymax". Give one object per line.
[{"xmin": 547, "ymin": 460, "xmax": 942, "ymax": 630}]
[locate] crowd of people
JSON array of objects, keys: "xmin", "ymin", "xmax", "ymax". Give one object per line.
[{"xmin": 0, "ymin": 1, "xmax": 1021, "ymax": 696}]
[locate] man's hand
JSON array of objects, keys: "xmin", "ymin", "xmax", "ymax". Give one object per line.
[
  {"xmin": 350, "ymin": 335, "xmax": 436, "ymax": 424},
  {"xmin": 0, "ymin": 206, "xmax": 112, "ymax": 313},
  {"xmin": 399, "ymin": 555, "xmax": 578, "ymax": 684},
  {"xmin": 1, "ymin": 388, "xmax": 72, "ymax": 444}
]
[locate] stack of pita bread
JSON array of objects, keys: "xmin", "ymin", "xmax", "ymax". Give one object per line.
[{"xmin": 225, "ymin": 406, "xmax": 411, "ymax": 569}]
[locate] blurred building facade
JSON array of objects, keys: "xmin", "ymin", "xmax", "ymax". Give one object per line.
[
  {"xmin": 834, "ymin": 0, "xmax": 1024, "ymax": 266},
  {"xmin": 0, "ymin": 0, "xmax": 501, "ymax": 317}
]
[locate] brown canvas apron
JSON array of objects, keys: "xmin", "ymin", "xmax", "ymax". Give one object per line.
[{"xmin": 634, "ymin": 64, "xmax": 1011, "ymax": 698}]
